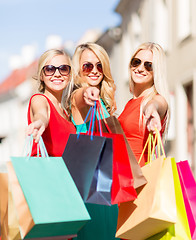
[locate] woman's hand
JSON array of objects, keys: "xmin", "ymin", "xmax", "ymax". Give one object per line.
[
  {"xmin": 144, "ymin": 104, "xmax": 161, "ymax": 133},
  {"xmin": 143, "ymin": 95, "xmax": 168, "ymax": 133},
  {"xmin": 26, "ymin": 95, "xmax": 49, "ymax": 143},
  {"xmin": 83, "ymin": 87, "xmax": 100, "ymax": 106},
  {"xmin": 25, "ymin": 119, "xmax": 46, "ymax": 143}
]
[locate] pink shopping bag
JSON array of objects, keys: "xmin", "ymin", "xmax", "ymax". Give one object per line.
[{"xmin": 177, "ymin": 160, "xmax": 196, "ymax": 239}]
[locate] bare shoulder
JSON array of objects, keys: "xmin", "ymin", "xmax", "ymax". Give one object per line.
[
  {"xmin": 31, "ymin": 94, "xmax": 48, "ymax": 105},
  {"xmin": 154, "ymin": 94, "xmax": 168, "ymax": 119},
  {"xmin": 30, "ymin": 94, "xmax": 49, "ymax": 111},
  {"xmin": 154, "ymin": 94, "xmax": 168, "ymax": 107}
]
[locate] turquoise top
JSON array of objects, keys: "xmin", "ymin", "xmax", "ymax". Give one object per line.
[{"xmin": 71, "ymin": 99, "xmax": 110, "ymax": 133}]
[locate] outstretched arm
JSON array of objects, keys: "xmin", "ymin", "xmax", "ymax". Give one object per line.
[
  {"xmin": 26, "ymin": 95, "xmax": 50, "ymax": 142},
  {"xmin": 143, "ymin": 95, "xmax": 168, "ymax": 133}
]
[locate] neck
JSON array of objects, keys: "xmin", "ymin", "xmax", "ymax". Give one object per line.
[
  {"xmin": 44, "ymin": 90, "xmax": 62, "ymax": 104},
  {"xmin": 133, "ymin": 85, "xmax": 154, "ymax": 99}
]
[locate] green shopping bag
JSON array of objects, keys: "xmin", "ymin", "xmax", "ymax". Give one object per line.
[
  {"xmin": 146, "ymin": 157, "xmax": 191, "ymax": 240},
  {"xmin": 10, "ymin": 136, "xmax": 90, "ymax": 239}
]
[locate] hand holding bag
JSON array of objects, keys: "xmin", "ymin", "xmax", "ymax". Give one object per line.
[
  {"xmin": 116, "ymin": 130, "xmax": 177, "ymax": 240},
  {"xmin": 63, "ymin": 102, "xmax": 113, "ymax": 205},
  {"xmin": 9, "ymin": 136, "xmax": 90, "ymax": 239}
]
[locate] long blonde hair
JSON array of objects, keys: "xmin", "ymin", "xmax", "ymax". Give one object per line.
[
  {"xmin": 72, "ymin": 42, "xmax": 116, "ymax": 114},
  {"xmin": 129, "ymin": 42, "xmax": 170, "ymax": 135}
]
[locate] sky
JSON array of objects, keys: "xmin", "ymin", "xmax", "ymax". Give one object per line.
[{"xmin": 0, "ymin": 0, "xmax": 121, "ymax": 83}]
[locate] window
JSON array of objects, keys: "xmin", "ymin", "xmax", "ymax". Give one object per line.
[{"xmin": 177, "ymin": 0, "xmax": 191, "ymax": 41}]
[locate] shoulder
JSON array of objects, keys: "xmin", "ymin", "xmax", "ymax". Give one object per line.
[
  {"xmin": 30, "ymin": 94, "xmax": 49, "ymax": 108},
  {"xmin": 153, "ymin": 94, "xmax": 168, "ymax": 109}
]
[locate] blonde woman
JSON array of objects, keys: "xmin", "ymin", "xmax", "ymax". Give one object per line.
[
  {"xmin": 118, "ymin": 42, "xmax": 170, "ymax": 167},
  {"xmin": 26, "ymin": 49, "xmax": 76, "ymax": 156},
  {"xmin": 70, "ymin": 42, "xmax": 116, "ymax": 132},
  {"xmin": 70, "ymin": 43, "xmax": 119, "ymax": 240}
]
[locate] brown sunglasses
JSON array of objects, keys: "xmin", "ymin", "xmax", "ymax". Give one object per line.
[
  {"xmin": 82, "ymin": 62, "xmax": 103, "ymax": 73},
  {"xmin": 130, "ymin": 58, "xmax": 153, "ymax": 72}
]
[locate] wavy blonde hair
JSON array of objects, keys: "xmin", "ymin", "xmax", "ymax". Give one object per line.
[
  {"xmin": 129, "ymin": 42, "xmax": 170, "ymax": 136},
  {"xmin": 34, "ymin": 49, "xmax": 73, "ymax": 112},
  {"xmin": 72, "ymin": 42, "xmax": 116, "ymax": 114}
]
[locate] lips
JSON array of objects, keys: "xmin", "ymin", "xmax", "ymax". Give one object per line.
[{"xmin": 134, "ymin": 71, "xmax": 146, "ymax": 77}]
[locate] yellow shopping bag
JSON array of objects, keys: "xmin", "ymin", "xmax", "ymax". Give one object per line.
[{"xmin": 147, "ymin": 157, "xmax": 191, "ymax": 240}]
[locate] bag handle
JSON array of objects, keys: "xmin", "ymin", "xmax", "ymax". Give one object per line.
[
  {"xmin": 77, "ymin": 105, "xmax": 93, "ymax": 137},
  {"xmin": 77, "ymin": 101, "xmax": 98, "ymax": 140},
  {"xmin": 138, "ymin": 128, "xmax": 165, "ymax": 165},
  {"xmin": 152, "ymin": 128, "xmax": 166, "ymax": 158},
  {"xmin": 96, "ymin": 100, "xmax": 112, "ymax": 134},
  {"xmin": 23, "ymin": 135, "xmax": 49, "ymax": 159}
]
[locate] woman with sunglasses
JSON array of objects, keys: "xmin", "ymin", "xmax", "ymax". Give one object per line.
[
  {"xmin": 69, "ymin": 42, "xmax": 116, "ymax": 133},
  {"xmin": 69, "ymin": 42, "xmax": 119, "ymax": 240},
  {"xmin": 26, "ymin": 49, "xmax": 76, "ymax": 157},
  {"xmin": 118, "ymin": 42, "xmax": 170, "ymax": 167}
]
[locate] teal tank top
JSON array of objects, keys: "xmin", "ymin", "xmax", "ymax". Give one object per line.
[{"xmin": 71, "ymin": 99, "xmax": 110, "ymax": 133}]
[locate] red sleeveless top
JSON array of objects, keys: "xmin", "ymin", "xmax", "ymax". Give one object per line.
[
  {"xmin": 27, "ymin": 94, "xmax": 76, "ymax": 156},
  {"xmin": 118, "ymin": 97, "xmax": 165, "ymax": 167}
]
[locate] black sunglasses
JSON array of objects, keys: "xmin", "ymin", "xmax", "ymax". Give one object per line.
[
  {"xmin": 42, "ymin": 65, "xmax": 71, "ymax": 76},
  {"xmin": 130, "ymin": 58, "xmax": 153, "ymax": 72},
  {"xmin": 82, "ymin": 62, "xmax": 103, "ymax": 74}
]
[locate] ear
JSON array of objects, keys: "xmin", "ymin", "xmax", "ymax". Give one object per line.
[{"xmin": 40, "ymin": 72, "xmax": 44, "ymax": 81}]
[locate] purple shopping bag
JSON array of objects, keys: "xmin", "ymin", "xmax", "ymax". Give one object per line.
[{"xmin": 177, "ymin": 160, "xmax": 196, "ymax": 239}]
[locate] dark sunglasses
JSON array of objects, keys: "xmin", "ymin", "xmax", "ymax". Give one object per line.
[
  {"xmin": 130, "ymin": 58, "xmax": 153, "ymax": 72},
  {"xmin": 42, "ymin": 64, "xmax": 71, "ymax": 76},
  {"xmin": 82, "ymin": 62, "xmax": 103, "ymax": 74}
]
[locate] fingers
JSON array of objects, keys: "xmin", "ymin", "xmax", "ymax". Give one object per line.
[
  {"xmin": 83, "ymin": 87, "xmax": 100, "ymax": 106},
  {"xmin": 146, "ymin": 117, "xmax": 161, "ymax": 133},
  {"xmin": 25, "ymin": 120, "xmax": 46, "ymax": 143}
]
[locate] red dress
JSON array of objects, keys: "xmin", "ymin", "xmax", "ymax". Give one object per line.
[
  {"xmin": 27, "ymin": 94, "xmax": 76, "ymax": 156},
  {"xmin": 118, "ymin": 97, "xmax": 165, "ymax": 167}
]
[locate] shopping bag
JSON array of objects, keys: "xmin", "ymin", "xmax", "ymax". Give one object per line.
[
  {"xmin": 7, "ymin": 181, "xmax": 21, "ymax": 240},
  {"xmin": 0, "ymin": 173, "xmax": 8, "ymax": 239},
  {"xmin": 0, "ymin": 164, "xmax": 21, "ymax": 240},
  {"xmin": 63, "ymin": 103, "xmax": 113, "ymax": 206},
  {"xmin": 147, "ymin": 158, "xmax": 192, "ymax": 240},
  {"xmin": 7, "ymin": 162, "xmax": 75, "ymax": 240},
  {"xmin": 116, "ymin": 131, "xmax": 176, "ymax": 240},
  {"xmin": 177, "ymin": 160, "xmax": 196, "ymax": 239},
  {"xmin": 97, "ymin": 131, "xmax": 137, "ymax": 205},
  {"xmin": 96, "ymin": 101, "xmax": 137, "ymax": 204},
  {"xmin": 100, "ymin": 114, "xmax": 147, "ymax": 189},
  {"xmin": 10, "ymin": 136, "xmax": 90, "ymax": 239}
]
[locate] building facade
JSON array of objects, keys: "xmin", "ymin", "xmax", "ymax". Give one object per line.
[{"xmin": 97, "ymin": 0, "xmax": 196, "ymax": 176}]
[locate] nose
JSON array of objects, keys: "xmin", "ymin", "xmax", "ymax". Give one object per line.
[
  {"xmin": 137, "ymin": 62, "xmax": 145, "ymax": 72},
  {"xmin": 91, "ymin": 65, "xmax": 98, "ymax": 74},
  {"xmin": 54, "ymin": 68, "xmax": 61, "ymax": 76}
]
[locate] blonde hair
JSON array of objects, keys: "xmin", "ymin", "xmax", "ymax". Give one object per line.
[
  {"xmin": 34, "ymin": 49, "xmax": 73, "ymax": 112},
  {"xmin": 72, "ymin": 42, "xmax": 116, "ymax": 114},
  {"xmin": 129, "ymin": 42, "xmax": 170, "ymax": 136}
]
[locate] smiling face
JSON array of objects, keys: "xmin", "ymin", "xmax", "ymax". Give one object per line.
[
  {"xmin": 130, "ymin": 49, "xmax": 154, "ymax": 96},
  {"xmin": 79, "ymin": 49, "xmax": 104, "ymax": 87},
  {"xmin": 41, "ymin": 54, "xmax": 71, "ymax": 94}
]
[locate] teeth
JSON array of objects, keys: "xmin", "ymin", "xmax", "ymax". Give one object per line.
[{"xmin": 52, "ymin": 80, "xmax": 62, "ymax": 83}]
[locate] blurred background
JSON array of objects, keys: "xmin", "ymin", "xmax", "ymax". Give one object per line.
[{"xmin": 0, "ymin": 0, "xmax": 196, "ymax": 176}]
